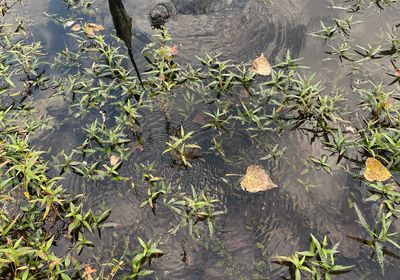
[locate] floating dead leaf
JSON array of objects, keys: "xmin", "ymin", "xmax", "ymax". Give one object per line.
[
  {"xmin": 109, "ymin": 155, "xmax": 120, "ymax": 166},
  {"xmin": 70, "ymin": 24, "xmax": 81, "ymax": 32},
  {"xmin": 344, "ymin": 126, "xmax": 357, "ymax": 134},
  {"xmin": 82, "ymin": 265, "xmax": 97, "ymax": 280},
  {"xmin": 395, "ymin": 68, "xmax": 400, "ymax": 78},
  {"xmin": 363, "ymin": 157, "xmax": 392, "ymax": 182},
  {"xmin": 64, "ymin": 20, "xmax": 75, "ymax": 27},
  {"xmin": 85, "ymin": 23, "xmax": 105, "ymax": 36},
  {"xmin": 251, "ymin": 53, "xmax": 272, "ymax": 76},
  {"xmin": 240, "ymin": 165, "xmax": 277, "ymax": 192}
]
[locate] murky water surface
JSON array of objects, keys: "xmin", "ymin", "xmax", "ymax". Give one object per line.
[{"xmin": 17, "ymin": 0, "xmax": 400, "ymax": 278}]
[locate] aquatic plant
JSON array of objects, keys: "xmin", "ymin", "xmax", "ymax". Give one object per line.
[
  {"xmin": 0, "ymin": 2, "xmax": 167, "ymax": 279},
  {"xmin": 162, "ymin": 126, "xmax": 201, "ymax": 168},
  {"xmin": 2, "ymin": 0, "xmax": 400, "ymax": 278},
  {"xmin": 275, "ymin": 234, "xmax": 353, "ymax": 280},
  {"xmin": 142, "ymin": 28, "xmax": 181, "ymax": 94},
  {"xmin": 165, "ymin": 185, "xmax": 224, "ymax": 237},
  {"xmin": 354, "ymin": 203, "xmax": 400, "ymax": 275},
  {"xmin": 125, "ymin": 238, "xmax": 163, "ymax": 280}
]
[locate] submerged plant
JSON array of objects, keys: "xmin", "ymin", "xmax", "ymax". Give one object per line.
[
  {"xmin": 3, "ymin": 0, "xmax": 400, "ymax": 278},
  {"xmin": 275, "ymin": 234, "xmax": 353, "ymax": 280},
  {"xmin": 126, "ymin": 238, "xmax": 163, "ymax": 280},
  {"xmin": 165, "ymin": 185, "xmax": 224, "ymax": 237},
  {"xmin": 354, "ymin": 203, "xmax": 400, "ymax": 275},
  {"xmin": 163, "ymin": 126, "xmax": 201, "ymax": 168}
]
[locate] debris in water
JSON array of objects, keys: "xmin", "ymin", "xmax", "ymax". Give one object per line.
[
  {"xmin": 110, "ymin": 155, "xmax": 120, "ymax": 166},
  {"xmin": 85, "ymin": 23, "xmax": 105, "ymax": 36},
  {"xmin": 64, "ymin": 20, "xmax": 75, "ymax": 27},
  {"xmin": 251, "ymin": 53, "xmax": 272, "ymax": 76},
  {"xmin": 240, "ymin": 164, "xmax": 277, "ymax": 192},
  {"xmin": 363, "ymin": 157, "xmax": 392, "ymax": 182},
  {"xmin": 70, "ymin": 24, "xmax": 81, "ymax": 32}
]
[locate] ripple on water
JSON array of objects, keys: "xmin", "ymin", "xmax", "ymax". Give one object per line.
[{"xmin": 163, "ymin": 0, "xmax": 332, "ymax": 62}]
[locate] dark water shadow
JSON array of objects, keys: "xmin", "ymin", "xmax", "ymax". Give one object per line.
[{"xmin": 108, "ymin": 0, "xmax": 145, "ymax": 95}]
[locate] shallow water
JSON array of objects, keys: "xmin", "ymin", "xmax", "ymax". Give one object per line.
[{"xmin": 15, "ymin": 0, "xmax": 400, "ymax": 278}]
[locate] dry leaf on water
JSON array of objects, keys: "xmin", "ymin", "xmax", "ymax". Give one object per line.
[
  {"xmin": 363, "ymin": 157, "xmax": 392, "ymax": 182},
  {"xmin": 82, "ymin": 265, "xmax": 97, "ymax": 280},
  {"xmin": 395, "ymin": 68, "xmax": 400, "ymax": 78},
  {"xmin": 64, "ymin": 20, "xmax": 75, "ymax": 27},
  {"xmin": 85, "ymin": 23, "xmax": 105, "ymax": 36},
  {"xmin": 109, "ymin": 155, "xmax": 120, "ymax": 166},
  {"xmin": 344, "ymin": 126, "xmax": 357, "ymax": 134},
  {"xmin": 240, "ymin": 164, "xmax": 277, "ymax": 192},
  {"xmin": 70, "ymin": 24, "xmax": 81, "ymax": 32},
  {"xmin": 251, "ymin": 53, "xmax": 272, "ymax": 76}
]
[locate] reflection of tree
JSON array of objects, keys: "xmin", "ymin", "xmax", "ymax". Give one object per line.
[{"xmin": 108, "ymin": 0, "xmax": 145, "ymax": 94}]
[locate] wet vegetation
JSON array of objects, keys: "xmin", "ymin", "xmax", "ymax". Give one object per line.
[{"xmin": 1, "ymin": 0, "xmax": 400, "ymax": 279}]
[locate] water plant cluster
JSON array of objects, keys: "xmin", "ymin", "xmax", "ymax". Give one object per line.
[
  {"xmin": 1, "ymin": 0, "xmax": 400, "ymax": 279},
  {"xmin": 0, "ymin": 1, "xmax": 164, "ymax": 279}
]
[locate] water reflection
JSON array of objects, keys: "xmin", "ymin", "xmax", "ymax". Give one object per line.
[
  {"xmin": 108, "ymin": 0, "xmax": 145, "ymax": 94},
  {"xmin": 17, "ymin": 0, "xmax": 400, "ymax": 278}
]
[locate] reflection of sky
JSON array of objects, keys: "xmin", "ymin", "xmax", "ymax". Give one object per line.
[
  {"xmin": 16, "ymin": 0, "xmax": 400, "ymax": 69},
  {"xmin": 21, "ymin": 0, "xmax": 329, "ymax": 62}
]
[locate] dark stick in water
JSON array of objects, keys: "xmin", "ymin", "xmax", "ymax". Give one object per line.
[{"xmin": 108, "ymin": 0, "xmax": 146, "ymax": 99}]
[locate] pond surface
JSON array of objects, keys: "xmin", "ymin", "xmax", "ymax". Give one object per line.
[{"xmin": 16, "ymin": 0, "xmax": 400, "ymax": 279}]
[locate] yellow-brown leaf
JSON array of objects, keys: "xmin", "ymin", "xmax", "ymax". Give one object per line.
[
  {"xmin": 394, "ymin": 68, "xmax": 400, "ymax": 78},
  {"xmin": 363, "ymin": 158, "xmax": 392, "ymax": 182},
  {"xmin": 251, "ymin": 53, "xmax": 272, "ymax": 76},
  {"xmin": 70, "ymin": 24, "xmax": 81, "ymax": 32},
  {"xmin": 240, "ymin": 165, "xmax": 277, "ymax": 193},
  {"xmin": 110, "ymin": 155, "xmax": 120, "ymax": 166},
  {"xmin": 85, "ymin": 23, "xmax": 105, "ymax": 36}
]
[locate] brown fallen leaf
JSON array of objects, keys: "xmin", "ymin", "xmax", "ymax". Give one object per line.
[
  {"xmin": 251, "ymin": 53, "xmax": 272, "ymax": 76},
  {"xmin": 363, "ymin": 157, "xmax": 392, "ymax": 182},
  {"xmin": 240, "ymin": 164, "xmax": 277, "ymax": 192},
  {"xmin": 85, "ymin": 23, "xmax": 105, "ymax": 36},
  {"xmin": 395, "ymin": 68, "xmax": 400, "ymax": 78},
  {"xmin": 70, "ymin": 24, "xmax": 81, "ymax": 32},
  {"xmin": 82, "ymin": 265, "xmax": 97, "ymax": 280},
  {"xmin": 109, "ymin": 155, "xmax": 120, "ymax": 166}
]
